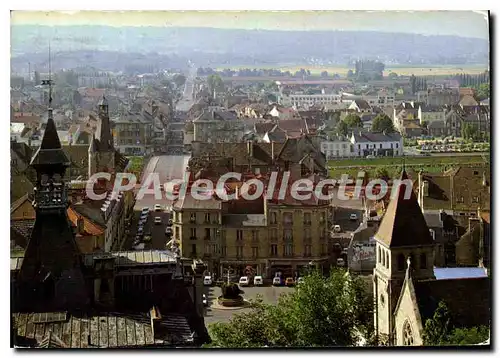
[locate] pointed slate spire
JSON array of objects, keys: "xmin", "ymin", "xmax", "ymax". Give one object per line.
[
  {"xmin": 30, "ymin": 108, "xmax": 70, "ymax": 167},
  {"xmin": 374, "ymin": 167, "xmax": 434, "ymax": 248}
]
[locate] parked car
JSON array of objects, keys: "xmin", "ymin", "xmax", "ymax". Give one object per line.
[
  {"xmin": 154, "ymin": 217, "xmax": 162, "ymax": 225},
  {"xmin": 239, "ymin": 276, "xmax": 250, "ymax": 287},
  {"xmin": 202, "ymin": 294, "xmax": 208, "ymax": 307},
  {"xmin": 141, "ymin": 207, "xmax": 149, "ymax": 214},
  {"xmin": 203, "ymin": 276, "xmax": 213, "ymax": 286},
  {"xmin": 154, "ymin": 204, "xmax": 162, "ymax": 212},
  {"xmin": 273, "ymin": 277, "xmax": 282, "ymax": 286},
  {"xmin": 349, "ymin": 213, "xmax": 358, "ymax": 221},
  {"xmin": 143, "ymin": 235, "xmax": 152, "ymax": 242},
  {"xmin": 167, "ymin": 219, "xmax": 173, "ymax": 226},
  {"xmin": 285, "ymin": 277, "xmax": 295, "ymax": 287},
  {"xmin": 137, "ymin": 226, "xmax": 144, "ymax": 235},
  {"xmin": 165, "ymin": 227, "xmax": 173, "ymax": 235},
  {"xmin": 366, "ymin": 155, "xmax": 376, "ymax": 159},
  {"xmin": 337, "ymin": 258, "xmax": 346, "ymax": 267},
  {"xmin": 133, "ymin": 242, "xmax": 145, "ymax": 250},
  {"xmin": 333, "ymin": 224, "xmax": 342, "ymax": 233},
  {"xmin": 253, "ymin": 276, "xmax": 263, "ymax": 286},
  {"xmin": 297, "ymin": 277, "xmax": 305, "ymax": 285}
]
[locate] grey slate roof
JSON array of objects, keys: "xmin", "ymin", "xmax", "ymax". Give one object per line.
[{"xmin": 351, "ymin": 131, "xmax": 401, "ymax": 143}]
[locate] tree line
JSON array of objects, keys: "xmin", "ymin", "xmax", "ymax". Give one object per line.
[{"xmin": 197, "ymin": 67, "xmax": 340, "ymax": 78}]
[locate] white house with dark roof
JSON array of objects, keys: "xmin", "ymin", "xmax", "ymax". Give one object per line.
[
  {"xmin": 349, "ymin": 99, "xmax": 372, "ymax": 113},
  {"xmin": 349, "ymin": 130, "xmax": 403, "ymax": 157},
  {"xmin": 320, "ymin": 135, "xmax": 353, "ymax": 159}
]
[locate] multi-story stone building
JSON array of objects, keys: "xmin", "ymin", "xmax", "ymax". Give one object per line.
[
  {"xmin": 112, "ymin": 112, "xmax": 153, "ymax": 155},
  {"xmin": 192, "ymin": 109, "xmax": 245, "ymax": 143},
  {"xmin": 171, "ymin": 180, "xmax": 331, "ymax": 279}
]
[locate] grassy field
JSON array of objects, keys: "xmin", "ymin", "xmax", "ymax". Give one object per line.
[
  {"xmin": 215, "ymin": 64, "xmax": 487, "ymax": 77},
  {"xmin": 328, "ymin": 154, "xmax": 489, "ymax": 179}
]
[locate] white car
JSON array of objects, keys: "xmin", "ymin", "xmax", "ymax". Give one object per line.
[
  {"xmin": 133, "ymin": 242, "xmax": 145, "ymax": 250},
  {"xmin": 141, "ymin": 207, "xmax": 149, "ymax": 214},
  {"xmin": 239, "ymin": 276, "xmax": 250, "ymax": 286},
  {"xmin": 333, "ymin": 225, "xmax": 342, "ymax": 233},
  {"xmin": 337, "ymin": 258, "xmax": 346, "ymax": 267},
  {"xmin": 202, "ymin": 294, "xmax": 208, "ymax": 306},
  {"xmin": 273, "ymin": 277, "xmax": 282, "ymax": 286},
  {"xmin": 154, "ymin": 217, "xmax": 162, "ymax": 225},
  {"xmin": 137, "ymin": 226, "xmax": 144, "ymax": 234},
  {"xmin": 253, "ymin": 276, "xmax": 263, "ymax": 286},
  {"xmin": 203, "ymin": 276, "xmax": 213, "ymax": 286},
  {"xmin": 297, "ymin": 277, "xmax": 305, "ymax": 285},
  {"xmin": 154, "ymin": 204, "xmax": 162, "ymax": 212},
  {"xmin": 350, "ymin": 214, "xmax": 358, "ymax": 221}
]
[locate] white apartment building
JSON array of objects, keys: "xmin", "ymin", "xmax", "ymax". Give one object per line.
[
  {"xmin": 281, "ymin": 92, "xmax": 342, "ymax": 108},
  {"xmin": 349, "ymin": 131, "xmax": 403, "ymax": 157},
  {"xmin": 342, "ymin": 90, "xmax": 395, "ymax": 108},
  {"xmin": 320, "ymin": 136, "xmax": 353, "ymax": 159}
]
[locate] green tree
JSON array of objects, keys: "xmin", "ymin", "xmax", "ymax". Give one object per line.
[
  {"xmin": 374, "ymin": 167, "xmax": 390, "ymax": 181},
  {"xmin": 207, "ymin": 74, "xmax": 224, "ymax": 96},
  {"xmin": 446, "ymin": 326, "xmax": 490, "ymax": 345},
  {"xmin": 423, "ymin": 301, "xmax": 489, "ymax": 346},
  {"xmin": 371, "ymin": 114, "xmax": 395, "ymax": 133},
  {"xmin": 343, "ymin": 114, "xmax": 363, "ymax": 130},
  {"xmin": 336, "ymin": 119, "xmax": 348, "ymax": 136},
  {"xmin": 206, "ymin": 270, "xmax": 373, "ymax": 348},
  {"xmin": 172, "ymin": 74, "xmax": 186, "ymax": 88},
  {"xmin": 461, "ymin": 122, "xmax": 478, "ymax": 140},
  {"xmin": 423, "ymin": 301, "xmax": 451, "ymax": 346},
  {"xmin": 476, "ymin": 82, "xmax": 490, "ymax": 100}
]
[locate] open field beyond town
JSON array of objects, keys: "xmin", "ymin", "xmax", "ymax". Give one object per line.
[
  {"xmin": 328, "ymin": 154, "xmax": 489, "ymax": 179},
  {"xmin": 215, "ymin": 64, "xmax": 488, "ymax": 77}
]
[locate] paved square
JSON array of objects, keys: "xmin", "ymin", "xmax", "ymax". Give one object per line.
[{"xmin": 203, "ymin": 285, "xmax": 292, "ymax": 325}]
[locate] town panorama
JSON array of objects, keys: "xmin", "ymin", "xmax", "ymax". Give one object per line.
[{"xmin": 10, "ymin": 10, "xmax": 491, "ymax": 349}]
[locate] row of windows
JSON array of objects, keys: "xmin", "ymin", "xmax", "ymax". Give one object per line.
[
  {"xmin": 377, "ymin": 248, "xmax": 428, "ymax": 270},
  {"xmin": 190, "ymin": 243, "xmax": 326, "ymax": 257},
  {"xmin": 185, "ymin": 227, "xmax": 324, "ymax": 241}
]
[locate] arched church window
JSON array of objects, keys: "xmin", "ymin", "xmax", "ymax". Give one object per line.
[
  {"xmin": 378, "ymin": 247, "xmax": 381, "ymax": 263},
  {"xmin": 420, "ymin": 253, "xmax": 427, "ymax": 269},
  {"xmin": 403, "ymin": 320, "xmax": 414, "ymax": 346},
  {"xmin": 382, "ymin": 250, "xmax": 386, "ymax": 267},
  {"xmin": 397, "ymin": 254, "xmax": 405, "ymax": 271},
  {"xmin": 385, "ymin": 251, "xmax": 389, "ymax": 268}
]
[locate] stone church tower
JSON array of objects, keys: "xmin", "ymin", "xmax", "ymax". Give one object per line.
[
  {"xmin": 88, "ymin": 95, "xmax": 115, "ymax": 177},
  {"xmin": 373, "ymin": 169, "xmax": 436, "ymax": 345}
]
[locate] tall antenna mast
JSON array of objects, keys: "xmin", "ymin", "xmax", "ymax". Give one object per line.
[{"xmin": 41, "ymin": 42, "xmax": 53, "ymax": 110}]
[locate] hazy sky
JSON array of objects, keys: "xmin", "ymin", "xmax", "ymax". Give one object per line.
[{"xmin": 11, "ymin": 10, "xmax": 489, "ymax": 39}]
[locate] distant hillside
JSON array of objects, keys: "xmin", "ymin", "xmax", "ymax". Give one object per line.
[{"xmin": 11, "ymin": 25, "xmax": 489, "ymax": 67}]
